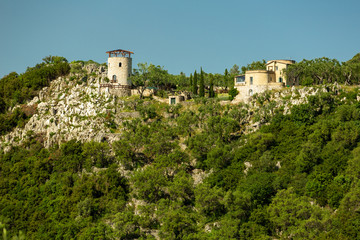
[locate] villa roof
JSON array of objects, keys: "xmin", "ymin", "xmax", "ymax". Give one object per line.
[{"xmin": 266, "ymin": 59, "xmax": 295, "ymax": 65}]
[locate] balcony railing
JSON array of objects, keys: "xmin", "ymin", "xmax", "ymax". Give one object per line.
[{"xmin": 100, "ymin": 84, "xmax": 131, "ymax": 89}]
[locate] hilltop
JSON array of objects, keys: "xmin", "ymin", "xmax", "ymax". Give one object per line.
[
  {"xmin": 0, "ymin": 59, "xmax": 347, "ymax": 152},
  {"xmin": 1, "ymin": 57, "xmax": 360, "ymax": 239}
]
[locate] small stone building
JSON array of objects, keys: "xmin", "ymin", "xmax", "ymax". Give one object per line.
[
  {"xmin": 168, "ymin": 95, "xmax": 185, "ymax": 105},
  {"xmin": 100, "ymin": 49, "xmax": 134, "ymax": 97},
  {"xmin": 107, "ymin": 49, "xmax": 133, "ymax": 85},
  {"xmin": 234, "ymin": 59, "xmax": 296, "ymax": 101}
]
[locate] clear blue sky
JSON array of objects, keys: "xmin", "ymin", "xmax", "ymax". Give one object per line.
[{"xmin": 0, "ymin": 0, "xmax": 359, "ymax": 78}]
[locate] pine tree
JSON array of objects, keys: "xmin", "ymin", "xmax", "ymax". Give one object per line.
[
  {"xmin": 193, "ymin": 70, "xmax": 198, "ymax": 95},
  {"xmin": 199, "ymin": 68, "xmax": 205, "ymax": 97}
]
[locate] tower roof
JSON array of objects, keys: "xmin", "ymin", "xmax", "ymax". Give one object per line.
[
  {"xmin": 266, "ymin": 59, "xmax": 295, "ymax": 65},
  {"xmin": 106, "ymin": 49, "xmax": 134, "ymax": 57}
]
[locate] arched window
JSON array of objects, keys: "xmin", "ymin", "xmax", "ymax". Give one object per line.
[
  {"xmin": 119, "ymin": 62, "xmax": 122, "ymax": 67},
  {"xmin": 112, "ymin": 75, "xmax": 117, "ymax": 82},
  {"xmin": 249, "ymin": 89, "xmax": 253, "ymax": 96}
]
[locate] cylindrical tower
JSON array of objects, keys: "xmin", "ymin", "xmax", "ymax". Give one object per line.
[{"xmin": 106, "ymin": 49, "xmax": 134, "ymax": 85}]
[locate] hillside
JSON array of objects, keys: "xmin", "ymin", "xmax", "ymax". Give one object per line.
[
  {"xmin": 1, "ymin": 63, "xmax": 119, "ymax": 151},
  {"xmin": 1, "ymin": 59, "xmax": 360, "ymax": 239}
]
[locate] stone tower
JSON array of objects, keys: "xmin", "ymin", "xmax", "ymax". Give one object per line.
[{"xmin": 106, "ymin": 49, "xmax": 133, "ymax": 85}]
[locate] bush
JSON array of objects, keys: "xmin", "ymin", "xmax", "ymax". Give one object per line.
[{"xmin": 228, "ymin": 87, "xmax": 239, "ymax": 100}]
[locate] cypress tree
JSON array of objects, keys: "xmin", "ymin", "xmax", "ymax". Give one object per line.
[
  {"xmin": 209, "ymin": 74, "xmax": 215, "ymax": 98},
  {"xmin": 199, "ymin": 68, "xmax": 205, "ymax": 97},
  {"xmin": 193, "ymin": 70, "xmax": 198, "ymax": 95},
  {"xmin": 224, "ymin": 68, "xmax": 229, "ymax": 89},
  {"xmin": 189, "ymin": 74, "xmax": 193, "ymax": 90}
]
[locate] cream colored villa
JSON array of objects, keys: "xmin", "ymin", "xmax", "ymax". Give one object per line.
[{"xmin": 234, "ymin": 60, "xmax": 296, "ymax": 100}]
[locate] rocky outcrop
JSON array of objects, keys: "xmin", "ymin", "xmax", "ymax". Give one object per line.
[
  {"xmin": 233, "ymin": 84, "xmax": 342, "ymax": 134},
  {"xmin": 0, "ymin": 64, "xmax": 136, "ymax": 152}
]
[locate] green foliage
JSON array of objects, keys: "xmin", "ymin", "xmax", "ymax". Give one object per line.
[
  {"xmin": 130, "ymin": 63, "xmax": 171, "ymax": 99},
  {"xmin": 3, "ymin": 85, "xmax": 360, "ymax": 238},
  {"xmin": 285, "ymin": 53, "xmax": 360, "ymax": 86},
  {"xmin": 223, "ymin": 68, "xmax": 230, "ymax": 89},
  {"xmin": 113, "ymin": 207, "xmax": 142, "ymax": 239},
  {"xmin": 0, "ymin": 56, "xmax": 70, "ymax": 136},
  {"xmin": 0, "ymin": 107, "xmax": 29, "ymax": 135},
  {"xmin": 241, "ymin": 60, "xmax": 266, "ymax": 73},
  {"xmin": 229, "ymin": 64, "xmax": 240, "ymax": 76},
  {"xmin": 268, "ymin": 188, "xmax": 331, "ymax": 239},
  {"xmin": 228, "ymin": 87, "xmax": 238, "ymax": 100},
  {"xmin": 195, "ymin": 183, "xmax": 225, "ymax": 220},
  {"xmin": 138, "ymin": 104, "xmax": 158, "ymax": 121},
  {"xmin": 290, "ymin": 103, "xmax": 316, "ymax": 125},
  {"xmin": 0, "ymin": 140, "xmax": 128, "ymax": 239},
  {"xmin": 199, "ymin": 68, "xmax": 205, "ymax": 97},
  {"xmin": 82, "ymin": 141, "xmax": 112, "ymax": 170},
  {"xmin": 189, "ymin": 74, "xmax": 193, "ymax": 90},
  {"xmin": 192, "ymin": 70, "xmax": 198, "ymax": 95},
  {"xmin": 208, "ymin": 74, "xmax": 215, "ymax": 98},
  {"xmin": 158, "ymin": 206, "xmax": 199, "ymax": 240}
]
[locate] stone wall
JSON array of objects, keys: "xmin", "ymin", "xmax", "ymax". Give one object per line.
[
  {"xmin": 235, "ymin": 83, "xmax": 284, "ymax": 102},
  {"xmin": 131, "ymin": 89, "xmax": 155, "ymax": 97},
  {"xmin": 109, "ymin": 88, "xmax": 131, "ymax": 97}
]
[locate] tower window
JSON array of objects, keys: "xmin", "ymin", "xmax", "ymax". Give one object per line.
[
  {"xmin": 119, "ymin": 62, "xmax": 122, "ymax": 67},
  {"xmin": 112, "ymin": 75, "xmax": 117, "ymax": 82}
]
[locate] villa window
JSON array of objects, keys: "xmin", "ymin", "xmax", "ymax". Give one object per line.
[
  {"xmin": 119, "ymin": 62, "xmax": 122, "ymax": 67},
  {"xmin": 279, "ymin": 77, "xmax": 283, "ymax": 83},
  {"xmin": 249, "ymin": 89, "xmax": 253, "ymax": 96},
  {"xmin": 236, "ymin": 76, "xmax": 245, "ymax": 84},
  {"xmin": 276, "ymin": 66, "xmax": 278, "ymax": 71},
  {"xmin": 250, "ymin": 77, "xmax": 253, "ymax": 85}
]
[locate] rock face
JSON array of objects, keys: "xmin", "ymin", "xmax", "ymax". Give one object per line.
[
  {"xmin": 0, "ymin": 64, "xmax": 136, "ymax": 151},
  {"xmin": 232, "ymin": 84, "xmax": 342, "ymax": 135}
]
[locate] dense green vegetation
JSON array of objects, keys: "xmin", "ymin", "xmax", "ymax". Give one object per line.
[
  {"xmin": 285, "ymin": 54, "xmax": 360, "ymax": 86},
  {"xmin": 0, "ymin": 56, "xmax": 70, "ymax": 135},
  {"xmin": 130, "ymin": 62, "xmax": 239, "ymax": 98},
  {"xmin": 2, "ymin": 86, "xmax": 360, "ymax": 239},
  {"xmin": 0, "ymin": 56, "xmax": 70, "ymax": 109}
]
